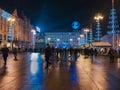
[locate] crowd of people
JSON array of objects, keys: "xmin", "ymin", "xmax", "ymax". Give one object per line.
[
  {"xmin": 0, "ymin": 44, "xmax": 120, "ymax": 67},
  {"xmin": 44, "ymin": 44, "xmax": 120, "ymax": 68}
]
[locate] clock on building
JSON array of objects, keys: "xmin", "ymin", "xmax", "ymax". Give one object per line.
[{"xmin": 72, "ymin": 21, "xmax": 80, "ymax": 30}]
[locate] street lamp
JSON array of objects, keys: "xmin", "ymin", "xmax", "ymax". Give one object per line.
[
  {"xmin": 84, "ymin": 28, "xmax": 89, "ymax": 43},
  {"xmin": 94, "ymin": 13, "xmax": 103, "ymax": 41},
  {"xmin": 77, "ymin": 37, "xmax": 80, "ymax": 46},
  {"xmin": 31, "ymin": 29, "xmax": 36, "ymax": 50},
  {"xmin": 47, "ymin": 38, "xmax": 51, "ymax": 44},
  {"xmin": 80, "ymin": 34, "xmax": 84, "ymax": 45},
  {"xmin": 69, "ymin": 38, "xmax": 73, "ymax": 47}
]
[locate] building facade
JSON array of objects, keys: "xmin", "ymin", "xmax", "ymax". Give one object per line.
[
  {"xmin": 44, "ymin": 32, "xmax": 80, "ymax": 48},
  {"xmin": 0, "ymin": 8, "xmax": 34, "ymax": 50}
]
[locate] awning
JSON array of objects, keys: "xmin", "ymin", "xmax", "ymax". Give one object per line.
[{"xmin": 91, "ymin": 41, "xmax": 111, "ymax": 47}]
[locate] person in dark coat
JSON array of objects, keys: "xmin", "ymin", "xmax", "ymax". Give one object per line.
[
  {"xmin": 45, "ymin": 44, "xmax": 52, "ymax": 69},
  {"xmin": 1, "ymin": 45, "xmax": 9, "ymax": 65},
  {"xmin": 12, "ymin": 47, "xmax": 18, "ymax": 60},
  {"xmin": 108, "ymin": 48, "xmax": 115, "ymax": 63}
]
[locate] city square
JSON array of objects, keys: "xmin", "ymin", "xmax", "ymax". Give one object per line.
[
  {"xmin": 0, "ymin": 52, "xmax": 120, "ymax": 90},
  {"xmin": 0, "ymin": 0, "xmax": 120, "ymax": 90}
]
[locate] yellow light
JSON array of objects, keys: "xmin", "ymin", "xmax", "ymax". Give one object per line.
[
  {"xmin": 94, "ymin": 13, "xmax": 103, "ymax": 22},
  {"xmin": 84, "ymin": 28, "xmax": 89, "ymax": 33},
  {"xmin": 7, "ymin": 43, "xmax": 10, "ymax": 47},
  {"xmin": 80, "ymin": 34, "xmax": 84, "ymax": 38},
  {"xmin": 8, "ymin": 17, "xmax": 15, "ymax": 22},
  {"xmin": 31, "ymin": 29, "xmax": 35, "ymax": 32}
]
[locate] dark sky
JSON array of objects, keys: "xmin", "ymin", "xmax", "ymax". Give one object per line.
[{"xmin": 0, "ymin": 0, "xmax": 119, "ymax": 33}]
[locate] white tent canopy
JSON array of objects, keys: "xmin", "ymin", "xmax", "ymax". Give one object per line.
[{"xmin": 91, "ymin": 41, "xmax": 111, "ymax": 47}]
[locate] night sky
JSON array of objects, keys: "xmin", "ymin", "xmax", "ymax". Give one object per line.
[{"xmin": 0, "ymin": 0, "xmax": 119, "ymax": 33}]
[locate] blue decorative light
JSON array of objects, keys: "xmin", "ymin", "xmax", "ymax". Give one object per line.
[
  {"xmin": 107, "ymin": 8, "xmax": 119, "ymax": 34},
  {"xmin": 72, "ymin": 21, "xmax": 80, "ymax": 29}
]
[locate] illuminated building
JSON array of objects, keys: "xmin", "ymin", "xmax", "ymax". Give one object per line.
[
  {"xmin": 0, "ymin": 8, "xmax": 33, "ymax": 50},
  {"xmin": 44, "ymin": 32, "xmax": 80, "ymax": 48}
]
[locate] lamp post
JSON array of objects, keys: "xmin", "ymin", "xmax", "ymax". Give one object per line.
[
  {"xmin": 84, "ymin": 28, "xmax": 89, "ymax": 43},
  {"xmin": 31, "ymin": 29, "xmax": 36, "ymax": 50},
  {"xmin": 47, "ymin": 38, "xmax": 51, "ymax": 44},
  {"xmin": 77, "ymin": 37, "xmax": 80, "ymax": 46},
  {"xmin": 69, "ymin": 38, "xmax": 73, "ymax": 47},
  {"xmin": 80, "ymin": 34, "xmax": 84, "ymax": 45},
  {"xmin": 94, "ymin": 13, "xmax": 103, "ymax": 41},
  {"xmin": 8, "ymin": 17, "xmax": 15, "ymax": 50}
]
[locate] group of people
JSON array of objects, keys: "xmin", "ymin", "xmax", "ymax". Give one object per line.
[
  {"xmin": 1, "ymin": 44, "xmax": 118, "ymax": 67},
  {"xmin": 1, "ymin": 45, "xmax": 17, "ymax": 66},
  {"xmin": 44, "ymin": 44, "xmax": 120, "ymax": 68},
  {"xmin": 44, "ymin": 44, "xmax": 81, "ymax": 69}
]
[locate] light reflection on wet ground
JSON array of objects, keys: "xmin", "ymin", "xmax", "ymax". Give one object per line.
[{"xmin": 0, "ymin": 53, "xmax": 120, "ymax": 90}]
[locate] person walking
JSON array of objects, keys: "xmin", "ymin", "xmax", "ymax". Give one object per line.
[
  {"xmin": 13, "ymin": 47, "xmax": 18, "ymax": 60},
  {"xmin": 45, "ymin": 44, "xmax": 52, "ymax": 69},
  {"xmin": 108, "ymin": 48, "xmax": 115, "ymax": 63},
  {"xmin": 1, "ymin": 45, "xmax": 9, "ymax": 65}
]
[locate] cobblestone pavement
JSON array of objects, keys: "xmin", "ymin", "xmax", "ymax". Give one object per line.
[{"xmin": 0, "ymin": 52, "xmax": 120, "ymax": 90}]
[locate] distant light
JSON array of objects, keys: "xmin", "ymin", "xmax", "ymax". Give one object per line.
[
  {"xmin": 80, "ymin": 34, "xmax": 84, "ymax": 38},
  {"xmin": 33, "ymin": 32, "xmax": 36, "ymax": 35},
  {"xmin": 7, "ymin": 17, "xmax": 15, "ymax": 22},
  {"xmin": 57, "ymin": 38, "xmax": 60, "ymax": 41},
  {"xmin": 31, "ymin": 29, "xmax": 35, "ymax": 32},
  {"xmin": 77, "ymin": 38, "xmax": 80, "ymax": 40},
  {"xmin": 119, "ymin": 44, "xmax": 120, "ymax": 46},
  {"xmin": 48, "ymin": 38, "xmax": 51, "ymax": 41},
  {"xmin": 84, "ymin": 28, "xmax": 89, "ymax": 33},
  {"xmin": 31, "ymin": 29, "xmax": 36, "ymax": 35},
  {"xmin": 70, "ymin": 39, "xmax": 73, "ymax": 41}
]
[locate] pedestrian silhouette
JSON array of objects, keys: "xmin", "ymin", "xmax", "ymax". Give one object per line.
[
  {"xmin": 108, "ymin": 48, "xmax": 115, "ymax": 63},
  {"xmin": 12, "ymin": 47, "xmax": 18, "ymax": 60},
  {"xmin": 45, "ymin": 44, "xmax": 52, "ymax": 69},
  {"xmin": 1, "ymin": 45, "xmax": 9, "ymax": 66}
]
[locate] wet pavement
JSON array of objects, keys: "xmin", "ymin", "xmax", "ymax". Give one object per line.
[{"xmin": 0, "ymin": 52, "xmax": 120, "ymax": 90}]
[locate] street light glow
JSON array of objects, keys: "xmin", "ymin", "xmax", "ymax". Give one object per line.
[
  {"xmin": 94, "ymin": 13, "xmax": 103, "ymax": 41},
  {"xmin": 84, "ymin": 28, "xmax": 89, "ymax": 33},
  {"xmin": 48, "ymin": 38, "xmax": 51, "ymax": 41},
  {"xmin": 80, "ymin": 34, "xmax": 84, "ymax": 38},
  {"xmin": 57, "ymin": 38, "xmax": 60, "ymax": 41},
  {"xmin": 7, "ymin": 17, "xmax": 15, "ymax": 22},
  {"xmin": 69, "ymin": 38, "xmax": 73, "ymax": 41},
  {"xmin": 31, "ymin": 29, "xmax": 34, "ymax": 32},
  {"xmin": 77, "ymin": 38, "xmax": 80, "ymax": 40},
  {"xmin": 94, "ymin": 13, "xmax": 103, "ymax": 22},
  {"xmin": 84, "ymin": 28, "xmax": 90, "ymax": 43}
]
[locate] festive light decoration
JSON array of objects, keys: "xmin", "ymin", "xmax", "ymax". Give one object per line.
[
  {"xmin": 107, "ymin": 0, "xmax": 120, "ymax": 49},
  {"xmin": 94, "ymin": 13, "xmax": 103, "ymax": 41}
]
